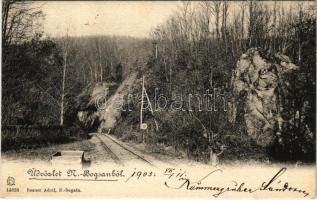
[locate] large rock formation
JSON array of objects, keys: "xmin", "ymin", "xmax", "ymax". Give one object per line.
[
  {"xmin": 76, "ymin": 82, "xmax": 117, "ymax": 131},
  {"xmin": 76, "ymin": 73, "xmax": 137, "ymax": 132},
  {"xmin": 97, "ymin": 73, "xmax": 137, "ymax": 132},
  {"xmin": 231, "ymin": 48, "xmax": 299, "ymax": 147}
]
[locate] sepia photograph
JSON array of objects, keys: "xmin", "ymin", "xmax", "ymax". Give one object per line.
[{"xmin": 1, "ymin": 0, "xmax": 316, "ymax": 198}]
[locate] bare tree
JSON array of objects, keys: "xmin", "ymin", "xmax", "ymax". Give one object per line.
[
  {"xmin": 210, "ymin": 1, "xmax": 222, "ymax": 40},
  {"xmin": 239, "ymin": 2, "xmax": 246, "ymax": 49},
  {"xmin": 2, "ymin": 0, "xmax": 44, "ymax": 48},
  {"xmin": 199, "ymin": 1, "xmax": 212, "ymax": 39},
  {"xmin": 221, "ymin": 0, "xmax": 229, "ymax": 54},
  {"xmin": 58, "ymin": 29, "xmax": 71, "ymax": 126}
]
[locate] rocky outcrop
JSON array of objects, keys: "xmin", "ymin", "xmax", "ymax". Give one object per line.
[
  {"xmin": 231, "ymin": 48, "xmax": 299, "ymax": 147},
  {"xmin": 97, "ymin": 73, "xmax": 137, "ymax": 132},
  {"xmin": 76, "ymin": 82, "xmax": 117, "ymax": 131},
  {"xmin": 76, "ymin": 73, "xmax": 137, "ymax": 133}
]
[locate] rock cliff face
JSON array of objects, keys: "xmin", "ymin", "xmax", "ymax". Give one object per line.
[
  {"xmin": 76, "ymin": 73, "xmax": 137, "ymax": 133},
  {"xmin": 231, "ymin": 48, "xmax": 299, "ymax": 147},
  {"xmin": 97, "ymin": 73, "xmax": 137, "ymax": 132},
  {"xmin": 76, "ymin": 82, "xmax": 117, "ymax": 131}
]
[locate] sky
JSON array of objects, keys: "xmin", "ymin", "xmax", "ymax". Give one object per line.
[
  {"xmin": 38, "ymin": 1, "xmax": 179, "ymax": 38},
  {"xmin": 37, "ymin": 1, "xmax": 314, "ymax": 39}
]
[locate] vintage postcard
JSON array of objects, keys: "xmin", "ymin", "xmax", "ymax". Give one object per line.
[{"xmin": 0, "ymin": 0, "xmax": 316, "ymax": 199}]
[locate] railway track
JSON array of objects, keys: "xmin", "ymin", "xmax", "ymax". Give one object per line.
[
  {"xmin": 94, "ymin": 134, "xmax": 122, "ymax": 165},
  {"xmin": 94, "ymin": 133, "xmax": 154, "ymax": 166}
]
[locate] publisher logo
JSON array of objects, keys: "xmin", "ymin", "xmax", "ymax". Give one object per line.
[{"xmin": 7, "ymin": 177, "xmax": 15, "ymax": 186}]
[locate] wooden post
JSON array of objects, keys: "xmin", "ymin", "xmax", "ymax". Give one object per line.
[
  {"xmin": 140, "ymin": 76, "xmax": 145, "ymax": 128},
  {"xmin": 140, "ymin": 76, "xmax": 145, "ymax": 143}
]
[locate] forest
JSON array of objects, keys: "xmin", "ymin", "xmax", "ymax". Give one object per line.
[{"xmin": 2, "ymin": 1, "xmax": 316, "ymax": 162}]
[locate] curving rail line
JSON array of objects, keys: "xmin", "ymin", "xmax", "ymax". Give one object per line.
[
  {"xmin": 94, "ymin": 134, "xmax": 123, "ymax": 165},
  {"xmin": 94, "ymin": 133, "xmax": 154, "ymax": 166}
]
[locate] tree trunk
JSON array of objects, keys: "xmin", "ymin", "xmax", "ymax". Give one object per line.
[{"xmin": 60, "ymin": 52, "xmax": 67, "ymax": 126}]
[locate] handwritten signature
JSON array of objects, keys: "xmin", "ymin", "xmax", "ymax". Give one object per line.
[{"xmin": 164, "ymin": 168, "xmax": 310, "ymax": 198}]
